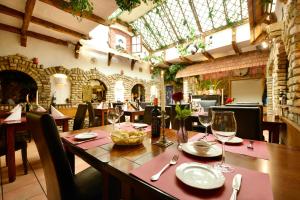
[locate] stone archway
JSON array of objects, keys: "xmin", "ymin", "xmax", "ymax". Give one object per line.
[{"xmin": 0, "ymin": 55, "xmax": 49, "ymax": 106}]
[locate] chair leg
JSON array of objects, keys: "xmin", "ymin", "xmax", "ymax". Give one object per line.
[{"xmin": 21, "ymin": 145, "xmax": 28, "ymax": 174}]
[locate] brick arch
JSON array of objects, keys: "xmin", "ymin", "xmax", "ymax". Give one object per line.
[
  {"xmin": 85, "ymin": 69, "xmax": 110, "ymax": 91},
  {"xmin": 0, "ymin": 56, "xmax": 50, "ymax": 106},
  {"xmin": 44, "ymin": 66, "xmax": 71, "ymax": 77}
]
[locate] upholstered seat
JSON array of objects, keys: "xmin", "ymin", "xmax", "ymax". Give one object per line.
[
  {"xmin": 73, "ymin": 104, "xmax": 88, "ymax": 131},
  {"xmin": 26, "ymin": 113, "xmax": 102, "ymax": 200},
  {"xmin": 87, "ymin": 102, "xmax": 101, "ymax": 127},
  {"xmin": 211, "ymin": 106, "xmax": 264, "ymax": 141}
]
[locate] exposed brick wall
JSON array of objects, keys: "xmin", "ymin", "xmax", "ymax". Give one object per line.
[
  {"xmin": 0, "ymin": 54, "xmax": 159, "ymax": 109},
  {"xmin": 176, "ymin": 50, "xmax": 269, "ymax": 78}
]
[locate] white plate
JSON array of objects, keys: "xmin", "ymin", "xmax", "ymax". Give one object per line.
[
  {"xmin": 176, "ymin": 162, "xmax": 225, "ymax": 189},
  {"xmin": 182, "ymin": 141, "xmax": 222, "ymax": 157},
  {"xmin": 219, "ymin": 137, "xmax": 243, "ymax": 144},
  {"xmin": 133, "ymin": 123, "xmax": 148, "ymax": 128},
  {"xmin": 74, "ymin": 132, "xmax": 98, "ymax": 140}
]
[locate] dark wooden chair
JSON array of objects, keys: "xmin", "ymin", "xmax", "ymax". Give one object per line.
[
  {"xmin": 0, "ymin": 127, "xmax": 28, "ymax": 174},
  {"xmin": 211, "ymin": 106, "xmax": 264, "ymax": 141},
  {"xmin": 26, "ymin": 112, "xmax": 102, "ymax": 200},
  {"xmin": 143, "ymin": 106, "xmax": 171, "ymax": 128},
  {"xmin": 169, "ymin": 104, "xmax": 192, "ymax": 131},
  {"xmin": 86, "ymin": 102, "xmax": 100, "ymax": 127},
  {"xmin": 73, "ymin": 104, "xmax": 87, "ymax": 131}
]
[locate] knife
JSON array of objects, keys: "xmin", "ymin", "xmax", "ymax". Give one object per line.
[{"xmin": 230, "ymin": 174, "xmax": 242, "ymax": 200}]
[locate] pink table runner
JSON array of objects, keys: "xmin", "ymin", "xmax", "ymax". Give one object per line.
[
  {"xmin": 64, "ymin": 130, "xmax": 111, "ymax": 150},
  {"xmin": 190, "ymin": 133, "xmax": 270, "ymax": 160},
  {"xmin": 130, "ymin": 148, "xmax": 273, "ymax": 200}
]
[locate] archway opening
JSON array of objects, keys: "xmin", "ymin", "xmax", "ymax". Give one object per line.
[
  {"xmin": 89, "ymin": 79, "xmax": 107, "ymax": 102},
  {"xmin": 0, "ymin": 70, "xmax": 37, "ymax": 104},
  {"xmin": 131, "ymin": 84, "xmax": 145, "ymax": 102}
]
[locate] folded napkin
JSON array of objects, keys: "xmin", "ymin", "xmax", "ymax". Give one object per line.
[
  {"xmin": 51, "ymin": 105, "xmax": 64, "ymax": 117},
  {"xmin": 36, "ymin": 105, "xmax": 47, "ymax": 112},
  {"xmin": 97, "ymin": 102, "xmax": 103, "ymax": 109},
  {"xmin": 4, "ymin": 105, "xmax": 22, "ymax": 122},
  {"xmin": 10, "ymin": 104, "xmax": 21, "ymax": 113}
]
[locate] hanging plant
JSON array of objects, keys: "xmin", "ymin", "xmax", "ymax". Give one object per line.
[
  {"xmin": 62, "ymin": 0, "xmax": 94, "ymax": 18},
  {"xmin": 115, "ymin": 0, "xmax": 163, "ymax": 12}
]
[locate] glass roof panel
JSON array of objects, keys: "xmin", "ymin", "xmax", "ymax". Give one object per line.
[
  {"xmin": 130, "ymin": 0, "xmax": 248, "ymax": 51},
  {"xmin": 144, "ymin": 7, "xmax": 174, "ymax": 47},
  {"xmin": 191, "ymin": 0, "xmax": 213, "ymax": 32},
  {"xmin": 132, "ymin": 18, "xmax": 160, "ymax": 50},
  {"xmin": 165, "ymin": 0, "xmax": 190, "ymax": 39},
  {"xmin": 178, "ymin": 0, "xmax": 200, "ymax": 35},
  {"xmin": 208, "ymin": 0, "xmax": 227, "ymax": 28}
]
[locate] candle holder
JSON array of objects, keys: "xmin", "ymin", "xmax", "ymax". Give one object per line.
[{"xmin": 154, "ymin": 111, "xmax": 173, "ymax": 147}]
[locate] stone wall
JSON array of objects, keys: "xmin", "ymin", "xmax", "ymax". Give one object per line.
[
  {"xmin": 267, "ymin": 0, "xmax": 300, "ymax": 125},
  {"xmin": 0, "ymin": 54, "xmax": 159, "ymax": 108}
]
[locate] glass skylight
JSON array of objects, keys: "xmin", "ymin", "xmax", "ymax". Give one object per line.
[{"xmin": 130, "ymin": 0, "xmax": 248, "ymax": 51}]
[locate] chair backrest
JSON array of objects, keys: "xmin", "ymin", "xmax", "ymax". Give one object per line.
[
  {"xmin": 26, "ymin": 113, "xmax": 76, "ymax": 200},
  {"xmin": 225, "ymin": 103, "xmax": 264, "ymax": 121},
  {"xmin": 73, "ymin": 104, "xmax": 88, "ymax": 130},
  {"xmin": 86, "ymin": 102, "xmax": 96, "ymax": 127},
  {"xmin": 211, "ymin": 106, "xmax": 263, "ymax": 141}
]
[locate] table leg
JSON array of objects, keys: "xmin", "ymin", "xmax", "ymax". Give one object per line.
[
  {"xmin": 130, "ymin": 114, "xmax": 135, "ymax": 122},
  {"xmin": 101, "ymin": 111, "xmax": 105, "ymax": 126},
  {"xmin": 6, "ymin": 126, "xmax": 16, "ymax": 182},
  {"xmin": 62, "ymin": 120, "xmax": 69, "ymax": 132},
  {"xmin": 270, "ymin": 127, "xmax": 280, "ymax": 143}
]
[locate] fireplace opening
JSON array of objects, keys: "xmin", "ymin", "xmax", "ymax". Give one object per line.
[{"xmin": 0, "ymin": 70, "xmax": 37, "ymax": 104}]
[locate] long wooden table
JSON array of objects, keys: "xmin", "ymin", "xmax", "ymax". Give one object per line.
[
  {"xmin": 0, "ymin": 115, "xmax": 71, "ymax": 182},
  {"xmin": 124, "ymin": 110, "xmax": 144, "ymax": 122},
  {"xmin": 62, "ymin": 125, "xmax": 300, "ymax": 200}
]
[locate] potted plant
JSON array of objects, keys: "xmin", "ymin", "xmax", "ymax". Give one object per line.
[{"xmin": 172, "ymin": 92, "xmax": 191, "ymax": 144}]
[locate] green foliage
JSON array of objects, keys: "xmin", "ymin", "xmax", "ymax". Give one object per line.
[
  {"xmin": 66, "ymin": 0, "xmax": 94, "ymax": 17},
  {"xmin": 116, "ymin": 0, "xmax": 163, "ymax": 12},
  {"xmin": 175, "ymin": 104, "xmax": 191, "ymax": 120},
  {"xmin": 151, "ymin": 64, "xmax": 186, "ymax": 86},
  {"xmin": 198, "ymin": 79, "xmax": 223, "ymax": 91}
]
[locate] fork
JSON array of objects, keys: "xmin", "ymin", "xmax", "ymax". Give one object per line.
[
  {"xmin": 247, "ymin": 140, "xmax": 254, "ymax": 150},
  {"xmin": 151, "ymin": 154, "xmax": 179, "ymax": 181}
]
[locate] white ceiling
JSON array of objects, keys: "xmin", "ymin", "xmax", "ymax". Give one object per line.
[{"xmin": 0, "ymin": 0, "xmax": 118, "ymax": 43}]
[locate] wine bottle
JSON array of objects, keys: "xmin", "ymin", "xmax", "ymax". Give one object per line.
[{"xmin": 151, "ymin": 98, "xmax": 161, "ymax": 137}]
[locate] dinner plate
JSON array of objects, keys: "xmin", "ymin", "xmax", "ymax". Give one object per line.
[
  {"xmin": 182, "ymin": 141, "xmax": 222, "ymax": 157},
  {"xmin": 176, "ymin": 162, "xmax": 225, "ymax": 189},
  {"xmin": 133, "ymin": 123, "xmax": 148, "ymax": 128},
  {"xmin": 74, "ymin": 132, "xmax": 98, "ymax": 140},
  {"xmin": 218, "ymin": 136, "xmax": 243, "ymax": 144}
]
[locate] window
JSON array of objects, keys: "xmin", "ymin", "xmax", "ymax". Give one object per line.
[
  {"xmin": 132, "ymin": 35, "xmax": 142, "ymax": 53},
  {"xmin": 114, "ymin": 80, "xmax": 125, "ymax": 102}
]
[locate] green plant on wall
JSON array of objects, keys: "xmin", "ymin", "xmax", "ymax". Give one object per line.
[
  {"xmin": 198, "ymin": 79, "xmax": 224, "ymax": 91},
  {"xmin": 152, "ymin": 64, "xmax": 186, "ymax": 86},
  {"xmin": 115, "ymin": 0, "xmax": 163, "ymax": 12},
  {"xmin": 62, "ymin": 0, "xmax": 94, "ymax": 18}
]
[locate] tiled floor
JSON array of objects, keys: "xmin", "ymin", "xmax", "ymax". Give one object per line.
[{"xmin": 0, "ymin": 140, "xmax": 90, "ymax": 200}]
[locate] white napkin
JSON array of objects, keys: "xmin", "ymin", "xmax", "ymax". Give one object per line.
[
  {"xmin": 4, "ymin": 105, "xmax": 22, "ymax": 121},
  {"xmin": 97, "ymin": 102, "xmax": 103, "ymax": 109},
  {"xmin": 139, "ymin": 105, "xmax": 144, "ymax": 111},
  {"xmin": 36, "ymin": 105, "xmax": 47, "ymax": 112},
  {"xmin": 10, "ymin": 104, "xmax": 21, "ymax": 113},
  {"xmin": 51, "ymin": 105, "xmax": 64, "ymax": 117}
]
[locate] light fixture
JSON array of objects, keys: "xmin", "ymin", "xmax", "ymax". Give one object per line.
[{"xmin": 261, "ymin": 41, "xmax": 269, "ymax": 49}]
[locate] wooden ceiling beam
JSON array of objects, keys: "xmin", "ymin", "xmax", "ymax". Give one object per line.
[
  {"xmin": 179, "ymin": 56, "xmax": 193, "ymax": 64},
  {"xmin": 0, "ymin": 23, "xmax": 69, "ymax": 46},
  {"xmin": 39, "ymin": 0, "xmax": 108, "ymax": 25},
  {"xmin": 232, "ymin": 27, "xmax": 241, "ymax": 55},
  {"xmin": 21, "ymin": 0, "xmax": 36, "ymax": 47},
  {"xmin": 0, "ymin": 4, "xmax": 90, "ymax": 40},
  {"xmin": 202, "ymin": 51, "xmax": 214, "ymax": 61}
]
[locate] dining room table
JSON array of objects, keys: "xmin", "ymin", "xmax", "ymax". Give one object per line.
[
  {"xmin": 61, "ymin": 123, "xmax": 300, "ymax": 200},
  {"xmin": 94, "ymin": 107, "xmax": 108, "ymax": 126},
  {"xmin": 123, "ymin": 109, "xmax": 145, "ymax": 122},
  {"xmin": 0, "ymin": 115, "xmax": 72, "ymax": 182}
]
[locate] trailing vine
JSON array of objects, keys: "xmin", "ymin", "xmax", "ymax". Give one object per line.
[
  {"xmin": 63, "ymin": 0, "xmax": 94, "ymax": 19},
  {"xmin": 115, "ymin": 0, "xmax": 163, "ymax": 12},
  {"xmin": 151, "ymin": 64, "xmax": 186, "ymax": 86}
]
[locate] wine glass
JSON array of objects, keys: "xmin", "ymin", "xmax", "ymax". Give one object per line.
[
  {"xmin": 115, "ymin": 106, "xmax": 124, "ymax": 127},
  {"xmin": 211, "ymin": 111, "xmax": 237, "ymax": 173},
  {"xmin": 198, "ymin": 107, "xmax": 212, "ymax": 140},
  {"xmin": 107, "ymin": 108, "xmax": 118, "ymax": 130}
]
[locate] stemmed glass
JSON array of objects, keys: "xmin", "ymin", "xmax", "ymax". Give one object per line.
[
  {"xmin": 198, "ymin": 107, "xmax": 212, "ymax": 140},
  {"xmin": 107, "ymin": 108, "xmax": 118, "ymax": 130},
  {"xmin": 211, "ymin": 111, "xmax": 237, "ymax": 173},
  {"xmin": 115, "ymin": 106, "xmax": 124, "ymax": 128}
]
